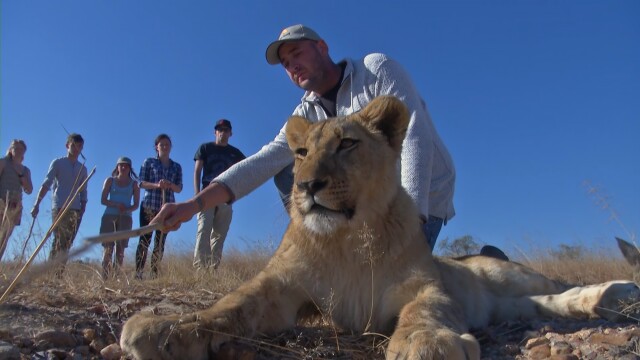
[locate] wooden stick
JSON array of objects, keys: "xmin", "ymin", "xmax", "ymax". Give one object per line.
[
  {"xmin": 0, "ymin": 197, "xmax": 11, "ymax": 262},
  {"xmin": 50, "ymin": 222, "xmax": 163, "ymax": 273},
  {"xmin": 18, "ymin": 215, "xmax": 37, "ymax": 266},
  {"xmin": 0, "ymin": 167, "xmax": 95, "ymax": 303},
  {"xmin": 83, "ymin": 223, "xmax": 162, "ymax": 245}
]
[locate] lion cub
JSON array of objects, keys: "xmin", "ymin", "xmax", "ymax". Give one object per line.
[{"xmin": 121, "ymin": 96, "xmax": 639, "ymax": 360}]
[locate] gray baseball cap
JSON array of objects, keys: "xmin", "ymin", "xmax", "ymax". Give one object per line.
[
  {"xmin": 265, "ymin": 24, "xmax": 322, "ymax": 65},
  {"xmin": 117, "ymin": 156, "xmax": 132, "ymax": 166}
]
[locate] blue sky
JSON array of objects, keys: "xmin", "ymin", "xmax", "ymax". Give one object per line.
[{"xmin": 2, "ymin": 1, "xmax": 638, "ymax": 263}]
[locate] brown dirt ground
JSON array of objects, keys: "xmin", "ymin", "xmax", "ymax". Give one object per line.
[{"xmin": 1, "ymin": 263, "xmax": 640, "ymax": 360}]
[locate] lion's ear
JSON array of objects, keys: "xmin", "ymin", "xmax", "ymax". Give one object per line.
[
  {"xmin": 285, "ymin": 116, "xmax": 313, "ymax": 151},
  {"xmin": 356, "ymin": 96, "xmax": 409, "ymax": 153}
]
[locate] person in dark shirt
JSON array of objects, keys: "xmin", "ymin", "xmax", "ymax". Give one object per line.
[{"xmin": 193, "ymin": 119, "xmax": 246, "ymax": 270}]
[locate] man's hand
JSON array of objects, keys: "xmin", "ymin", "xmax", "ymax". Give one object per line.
[
  {"xmin": 158, "ymin": 179, "xmax": 169, "ymax": 189},
  {"xmin": 151, "ymin": 200, "xmax": 199, "ymax": 232}
]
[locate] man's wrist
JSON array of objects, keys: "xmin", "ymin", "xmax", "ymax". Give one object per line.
[{"xmin": 195, "ymin": 196, "xmax": 205, "ymax": 212}]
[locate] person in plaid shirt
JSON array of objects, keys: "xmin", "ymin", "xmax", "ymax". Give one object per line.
[{"xmin": 135, "ymin": 134, "xmax": 183, "ymax": 279}]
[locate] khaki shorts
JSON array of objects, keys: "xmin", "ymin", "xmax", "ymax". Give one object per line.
[{"xmin": 99, "ymin": 214, "xmax": 133, "ymax": 248}]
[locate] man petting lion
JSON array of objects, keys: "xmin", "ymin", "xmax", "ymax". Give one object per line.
[{"xmin": 120, "ymin": 96, "xmax": 640, "ymax": 360}]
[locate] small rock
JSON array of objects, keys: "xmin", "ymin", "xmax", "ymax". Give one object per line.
[
  {"xmin": 525, "ymin": 336, "xmax": 550, "ymax": 349},
  {"xmin": 34, "ymin": 330, "xmax": 77, "ymax": 348},
  {"xmin": 100, "ymin": 343, "xmax": 123, "ymax": 360},
  {"xmin": 49, "ymin": 348, "xmax": 69, "ymax": 359},
  {"xmin": 623, "ymin": 328, "xmax": 640, "ymax": 338},
  {"xmin": 589, "ymin": 331, "xmax": 631, "ymax": 346},
  {"xmin": 548, "ymin": 355, "xmax": 579, "ymax": 360},
  {"xmin": 82, "ymin": 328, "xmax": 97, "ymax": 342},
  {"xmin": 528, "ymin": 343, "xmax": 551, "ymax": 359},
  {"xmin": 550, "ymin": 340, "xmax": 573, "ymax": 355}
]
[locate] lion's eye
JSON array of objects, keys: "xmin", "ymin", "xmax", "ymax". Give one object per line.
[
  {"xmin": 338, "ymin": 138, "xmax": 358, "ymax": 152},
  {"xmin": 295, "ymin": 148, "xmax": 308, "ymax": 159}
]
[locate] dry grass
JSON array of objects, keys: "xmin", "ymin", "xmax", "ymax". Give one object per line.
[
  {"xmin": 519, "ymin": 251, "xmax": 634, "ymax": 286},
  {"xmin": 1, "ymin": 233, "xmax": 636, "ymax": 310},
  {"xmin": 0, "ymin": 233, "xmax": 638, "ymax": 359}
]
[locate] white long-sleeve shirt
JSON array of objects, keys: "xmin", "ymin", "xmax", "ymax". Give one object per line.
[{"xmin": 216, "ymin": 53, "xmax": 455, "ymax": 221}]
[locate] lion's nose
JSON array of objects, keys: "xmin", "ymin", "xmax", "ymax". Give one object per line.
[{"xmin": 296, "ymin": 179, "xmax": 328, "ymax": 195}]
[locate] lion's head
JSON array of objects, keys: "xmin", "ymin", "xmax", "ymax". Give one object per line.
[{"xmin": 285, "ymin": 96, "xmax": 409, "ymax": 235}]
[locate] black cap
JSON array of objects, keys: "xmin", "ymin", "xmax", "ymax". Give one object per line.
[{"xmin": 215, "ymin": 119, "xmax": 232, "ymax": 130}]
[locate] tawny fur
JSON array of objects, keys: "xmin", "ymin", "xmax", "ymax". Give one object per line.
[{"xmin": 120, "ymin": 96, "xmax": 640, "ymax": 360}]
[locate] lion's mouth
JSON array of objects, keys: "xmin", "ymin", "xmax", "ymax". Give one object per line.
[{"xmin": 309, "ymin": 203, "xmax": 355, "ymax": 220}]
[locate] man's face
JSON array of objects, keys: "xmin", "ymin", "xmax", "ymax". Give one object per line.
[
  {"xmin": 156, "ymin": 138, "xmax": 172, "ymax": 157},
  {"xmin": 278, "ymin": 40, "xmax": 327, "ymax": 92},
  {"xmin": 67, "ymin": 141, "xmax": 84, "ymax": 157},
  {"xmin": 215, "ymin": 127, "xmax": 231, "ymax": 144}
]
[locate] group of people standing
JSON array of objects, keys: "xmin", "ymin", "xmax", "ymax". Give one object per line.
[
  {"xmin": 0, "ymin": 125, "xmax": 244, "ymax": 280},
  {"xmin": 2, "ymin": 23, "xmax": 462, "ymax": 279}
]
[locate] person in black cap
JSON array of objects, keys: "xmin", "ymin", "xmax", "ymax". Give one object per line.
[
  {"xmin": 149, "ymin": 24, "xmax": 456, "ymax": 251},
  {"xmin": 192, "ymin": 119, "xmax": 245, "ymax": 271}
]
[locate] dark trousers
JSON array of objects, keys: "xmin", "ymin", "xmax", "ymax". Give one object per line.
[
  {"xmin": 135, "ymin": 206, "xmax": 167, "ymax": 277},
  {"xmin": 422, "ymin": 215, "xmax": 444, "ymax": 250},
  {"xmin": 273, "ymin": 163, "xmax": 295, "ymax": 212}
]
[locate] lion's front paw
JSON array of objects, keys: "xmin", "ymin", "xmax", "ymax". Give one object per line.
[
  {"xmin": 386, "ymin": 328, "xmax": 480, "ymax": 360},
  {"xmin": 120, "ymin": 312, "xmax": 226, "ymax": 360}
]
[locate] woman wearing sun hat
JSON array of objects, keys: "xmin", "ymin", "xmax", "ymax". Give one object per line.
[{"xmin": 99, "ymin": 156, "xmax": 140, "ymax": 279}]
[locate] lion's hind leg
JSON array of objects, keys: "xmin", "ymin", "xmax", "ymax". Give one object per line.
[
  {"xmin": 531, "ymin": 280, "xmax": 640, "ymax": 321},
  {"xmin": 492, "ymin": 280, "xmax": 640, "ymax": 323},
  {"xmin": 452, "ymin": 256, "xmax": 569, "ymax": 297},
  {"xmin": 386, "ymin": 286, "xmax": 480, "ymax": 360}
]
